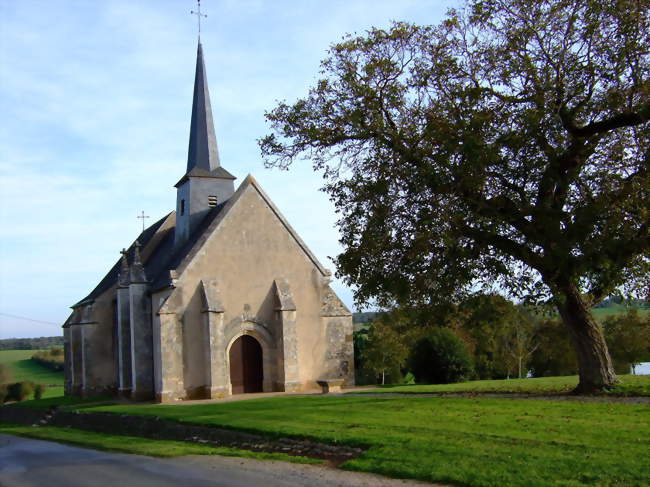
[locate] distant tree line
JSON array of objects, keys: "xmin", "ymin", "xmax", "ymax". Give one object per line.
[
  {"xmin": 355, "ymin": 295, "xmax": 650, "ymax": 385},
  {"xmin": 0, "ymin": 336, "xmax": 64, "ymax": 350},
  {"xmin": 353, "ymin": 312, "xmax": 380, "ymax": 325}
]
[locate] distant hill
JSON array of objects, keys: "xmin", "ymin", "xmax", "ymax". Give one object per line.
[
  {"xmin": 593, "ymin": 297, "xmax": 649, "ymax": 309},
  {"xmin": 353, "ymin": 312, "xmax": 380, "ymax": 323},
  {"xmin": 0, "ymin": 336, "xmax": 64, "ymax": 350}
]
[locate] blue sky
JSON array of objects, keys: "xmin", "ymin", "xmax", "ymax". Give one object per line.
[{"xmin": 0, "ymin": 0, "xmax": 459, "ymax": 339}]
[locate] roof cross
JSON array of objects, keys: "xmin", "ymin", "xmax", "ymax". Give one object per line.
[
  {"xmin": 137, "ymin": 211, "xmax": 150, "ymax": 232},
  {"xmin": 191, "ymin": 0, "xmax": 207, "ymax": 39}
]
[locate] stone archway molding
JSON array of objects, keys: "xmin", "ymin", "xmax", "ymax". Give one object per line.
[{"xmin": 225, "ymin": 323, "xmax": 274, "ymax": 393}]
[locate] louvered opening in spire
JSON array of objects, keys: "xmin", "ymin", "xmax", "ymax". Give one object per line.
[{"xmin": 187, "ymin": 41, "xmax": 220, "ymax": 172}]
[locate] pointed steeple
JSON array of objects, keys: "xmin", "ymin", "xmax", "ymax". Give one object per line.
[
  {"xmin": 175, "ymin": 40, "xmax": 236, "ymax": 248},
  {"xmin": 187, "ymin": 41, "xmax": 220, "ymax": 172}
]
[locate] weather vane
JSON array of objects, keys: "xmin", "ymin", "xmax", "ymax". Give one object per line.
[{"xmin": 191, "ymin": 0, "xmax": 207, "ymax": 39}]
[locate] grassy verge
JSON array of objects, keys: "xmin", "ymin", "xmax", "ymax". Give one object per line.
[
  {"xmin": 0, "ymin": 350, "xmax": 64, "ymax": 384},
  {"xmin": 359, "ymin": 374, "xmax": 650, "ymax": 396},
  {"xmin": 0, "ymin": 424, "xmax": 321, "ymax": 464},
  {"xmin": 0, "ymin": 349, "xmax": 64, "ymax": 400},
  {"xmin": 81, "ymin": 395, "xmax": 650, "ymax": 487}
]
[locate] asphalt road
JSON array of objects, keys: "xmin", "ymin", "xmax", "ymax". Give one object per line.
[{"xmin": 0, "ymin": 434, "xmax": 431, "ymax": 487}]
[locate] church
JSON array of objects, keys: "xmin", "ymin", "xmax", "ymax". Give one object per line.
[{"xmin": 62, "ymin": 41, "xmax": 354, "ymax": 402}]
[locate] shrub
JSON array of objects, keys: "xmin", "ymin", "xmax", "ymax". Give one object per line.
[
  {"xmin": 0, "ymin": 363, "xmax": 11, "ymax": 384},
  {"xmin": 410, "ymin": 328, "xmax": 475, "ymax": 384},
  {"xmin": 0, "ymin": 384, "xmax": 7, "ymax": 404},
  {"xmin": 33, "ymin": 384, "xmax": 46, "ymax": 400},
  {"xmin": 7, "ymin": 381, "xmax": 35, "ymax": 402},
  {"xmin": 362, "ymin": 319, "xmax": 410, "ymax": 385},
  {"xmin": 529, "ymin": 319, "xmax": 578, "ymax": 377},
  {"xmin": 402, "ymin": 371, "xmax": 416, "ymax": 384},
  {"xmin": 31, "ymin": 348, "xmax": 65, "ymax": 372}
]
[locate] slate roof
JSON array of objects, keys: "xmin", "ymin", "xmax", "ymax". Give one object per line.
[
  {"xmin": 71, "ymin": 176, "xmax": 330, "ymax": 309},
  {"xmin": 72, "ymin": 202, "xmax": 227, "ymax": 307}
]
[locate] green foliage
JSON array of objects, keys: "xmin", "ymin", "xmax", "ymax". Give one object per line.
[
  {"xmin": 0, "ymin": 384, "xmax": 7, "ymax": 404},
  {"xmin": 529, "ymin": 319, "xmax": 579, "ymax": 377},
  {"xmin": 410, "ymin": 328, "xmax": 474, "ymax": 384},
  {"xmin": 361, "ymin": 318, "xmax": 409, "ymax": 384},
  {"xmin": 6, "ymin": 381, "xmax": 35, "ymax": 402},
  {"xmin": 352, "ymin": 329, "xmax": 374, "ymax": 385},
  {"xmin": 31, "ymin": 347, "xmax": 65, "ymax": 372},
  {"xmin": 402, "ymin": 371, "xmax": 415, "ymax": 384},
  {"xmin": 602, "ymin": 309, "xmax": 650, "ymax": 373},
  {"xmin": 0, "ymin": 336, "xmax": 64, "ymax": 350},
  {"xmin": 530, "ymin": 311, "xmax": 650, "ymax": 377},
  {"xmin": 0, "ymin": 363, "xmax": 11, "ymax": 384},
  {"xmin": 33, "ymin": 383, "xmax": 46, "ymax": 400},
  {"xmin": 85, "ymin": 394, "xmax": 650, "ymax": 487},
  {"xmin": 456, "ymin": 294, "xmax": 540, "ymax": 379},
  {"xmin": 260, "ymin": 0, "xmax": 650, "ymax": 391}
]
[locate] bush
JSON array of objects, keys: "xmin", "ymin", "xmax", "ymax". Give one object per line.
[
  {"xmin": 33, "ymin": 384, "xmax": 46, "ymax": 400},
  {"xmin": 0, "ymin": 384, "xmax": 7, "ymax": 404},
  {"xmin": 6, "ymin": 381, "xmax": 35, "ymax": 402},
  {"xmin": 31, "ymin": 347, "xmax": 65, "ymax": 372},
  {"xmin": 0, "ymin": 363, "xmax": 11, "ymax": 384},
  {"xmin": 410, "ymin": 328, "xmax": 474, "ymax": 384},
  {"xmin": 529, "ymin": 319, "xmax": 578, "ymax": 377}
]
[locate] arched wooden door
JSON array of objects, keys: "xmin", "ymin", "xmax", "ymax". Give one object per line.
[{"xmin": 229, "ymin": 335, "xmax": 263, "ymax": 394}]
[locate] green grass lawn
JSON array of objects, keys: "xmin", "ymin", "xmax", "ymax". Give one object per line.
[
  {"xmin": 82, "ymin": 395, "xmax": 650, "ymax": 487},
  {"xmin": 0, "ymin": 349, "xmax": 64, "ymax": 399},
  {"xmin": 0, "ymin": 424, "xmax": 321, "ymax": 464},
  {"xmin": 0, "ymin": 350, "xmax": 64, "ymax": 384},
  {"xmin": 362, "ymin": 374, "xmax": 650, "ymax": 396}
]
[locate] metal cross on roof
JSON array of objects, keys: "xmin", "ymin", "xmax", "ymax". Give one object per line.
[
  {"xmin": 137, "ymin": 211, "xmax": 150, "ymax": 232},
  {"xmin": 191, "ymin": 0, "xmax": 207, "ymax": 38}
]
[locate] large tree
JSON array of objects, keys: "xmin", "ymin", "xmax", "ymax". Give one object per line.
[{"xmin": 260, "ymin": 0, "xmax": 650, "ymax": 392}]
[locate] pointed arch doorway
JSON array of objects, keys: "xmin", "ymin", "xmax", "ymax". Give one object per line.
[{"xmin": 229, "ymin": 335, "xmax": 263, "ymax": 394}]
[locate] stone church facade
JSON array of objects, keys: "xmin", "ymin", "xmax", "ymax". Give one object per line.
[{"xmin": 63, "ymin": 42, "xmax": 354, "ymax": 402}]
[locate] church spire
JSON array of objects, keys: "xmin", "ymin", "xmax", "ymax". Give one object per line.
[
  {"xmin": 175, "ymin": 39, "xmax": 236, "ymax": 248},
  {"xmin": 186, "ymin": 41, "xmax": 220, "ymax": 172}
]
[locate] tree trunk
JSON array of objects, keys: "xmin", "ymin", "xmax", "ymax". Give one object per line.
[{"xmin": 553, "ymin": 281, "xmax": 618, "ymax": 393}]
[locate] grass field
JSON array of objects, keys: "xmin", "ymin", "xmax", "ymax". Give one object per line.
[
  {"xmin": 363, "ymin": 374, "xmax": 650, "ymax": 396},
  {"xmin": 591, "ymin": 305, "xmax": 650, "ymax": 321},
  {"xmin": 0, "ymin": 349, "xmax": 64, "ymax": 399},
  {"xmin": 0, "ymin": 424, "xmax": 321, "ymax": 464},
  {"xmin": 79, "ymin": 395, "xmax": 649, "ymax": 487}
]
